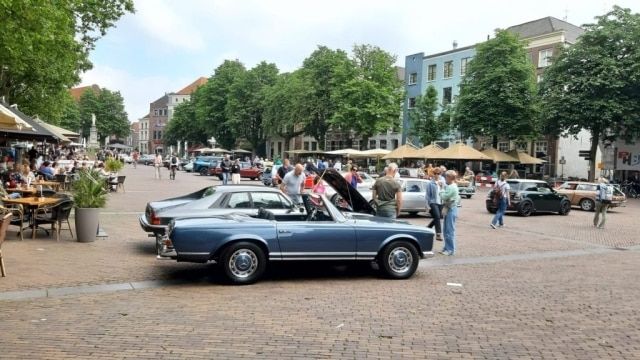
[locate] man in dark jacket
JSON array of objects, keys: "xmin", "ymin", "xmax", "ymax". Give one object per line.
[{"xmin": 220, "ymin": 155, "xmax": 231, "ymax": 185}]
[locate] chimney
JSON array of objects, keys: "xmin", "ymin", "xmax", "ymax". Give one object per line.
[{"xmin": 452, "ymin": 40, "xmax": 458, "ymax": 50}]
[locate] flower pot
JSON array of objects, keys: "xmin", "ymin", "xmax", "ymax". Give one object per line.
[{"xmin": 75, "ymin": 208, "xmax": 100, "ymax": 242}]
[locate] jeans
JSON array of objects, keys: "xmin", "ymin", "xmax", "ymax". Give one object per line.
[
  {"xmin": 376, "ymin": 206, "xmax": 397, "ymax": 219},
  {"xmin": 222, "ymin": 172, "xmax": 229, "ymax": 185},
  {"xmin": 593, "ymin": 201, "xmax": 609, "ymax": 228},
  {"xmin": 491, "ymin": 197, "xmax": 508, "ymax": 226},
  {"xmin": 427, "ymin": 203, "xmax": 442, "ymax": 234},
  {"xmin": 154, "ymin": 166, "xmax": 161, "ymax": 179},
  {"xmin": 443, "ymin": 205, "xmax": 458, "ymax": 254}
]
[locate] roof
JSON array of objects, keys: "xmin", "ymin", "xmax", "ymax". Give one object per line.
[
  {"xmin": 0, "ymin": 101, "xmax": 58, "ymax": 140},
  {"xmin": 69, "ymin": 84, "xmax": 100, "ymax": 102},
  {"xmin": 176, "ymin": 77, "xmax": 208, "ymax": 95},
  {"xmin": 506, "ymin": 16, "xmax": 584, "ymax": 43},
  {"xmin": 424, "ymin": 44, "xmax": 476, "ymax": 60}
]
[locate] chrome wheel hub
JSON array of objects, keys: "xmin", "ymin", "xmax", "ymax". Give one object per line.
[
  {"xmin": 388, "ymin": 247, "xmax": 413, "ymax": 274},
  {"xmin": 229, "ymin": 249, "xmax": 258, "ymax": 278}
]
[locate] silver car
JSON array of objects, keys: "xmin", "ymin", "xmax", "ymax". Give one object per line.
[{"xmin": 331, "ymin": 178, "xmax": 430, "ymax": 216}]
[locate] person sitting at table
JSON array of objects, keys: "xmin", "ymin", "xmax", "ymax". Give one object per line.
[
  {"xmin": 20, "ymin": 164, "xmax": 35, "ymax": 184},
  {"xmin": 38, "ymin": 161, "xmax": 56, "ymax": 180},
  {"xmin": 8, "ymin": 164, "xmax": 23, "ymax": 186},
  {"xmin": 0, "ymin": 182, "xmax": 21, "ymax": 199}
]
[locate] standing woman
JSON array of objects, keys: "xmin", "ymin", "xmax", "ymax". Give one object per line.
[
  {"xmin": 439, "ymin": 170, "xmax": 461, "ymax": 256},
  {"xmin": 230, "ymin": 159, "xmax": 241, "ymax": 184},
  {"xmin": 490, "ymin": 171, "xmax": 511, "ymax": 229},
  {"xmin": 425, "ymin": 168, "xmax": 443, "ymax": 241},
  {"xmin": 154, "ymin": 153, "xmax": 163, "ymax": 179}
]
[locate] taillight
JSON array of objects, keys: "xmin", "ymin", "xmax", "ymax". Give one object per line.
[{"xmin": 151, "ymin": 211, "xmax": 161, "ymax": 225}]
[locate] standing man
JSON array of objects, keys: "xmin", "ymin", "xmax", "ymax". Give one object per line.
[
  {"xmin": 153, "ymin": 153, "xmax": 163, "ymax": 179},
  {"xmin": 440, "ymin": 170, "xmax": 460, "ymax": 256},
  {"xmin": 344, "ymin": 166, "xmax": 362, "ymax": 188},
  {"xmin": 169, "ymin": 153, "xmax": 179, "ymax": 180},
  {"xmin": 220, "ymin": 155, "xmax": 231, "ymax": 185},
  {"xmin": 276, "ymin": 158, "xmax": 292, "ymax": 185},
  {"xmin": 490, "ymin": 171, "xmax": 510, "ymax": 229},
  {"xmin": 371, "ymin": 163, "xmax": 402, "ymax": 219},
  {"xmin": 426, "ymin": 168, "xmax": 443, "ymax": 241},
  {"xmin": 280, "ymin": 164, "xmax": 305, "ymax": 205},
  {"xmin": 593, "ymin": 177, "xmax": 612, "ymax": 229},
  {"xmin": 230, "ymin": 159, "xmax": 241, "ymax": 184},
  {"xmin": 132, "ymin": 148, "xmax": 139, "ymax": 169}
]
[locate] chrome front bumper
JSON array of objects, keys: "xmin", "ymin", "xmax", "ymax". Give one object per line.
[{"xmin": 422, "ymin": 251, "xmax": 435, "ymax": 259}]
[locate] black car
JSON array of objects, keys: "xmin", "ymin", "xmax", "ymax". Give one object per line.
[{"xmin": 485, "ymin": 179, "xmax": 571, "ymax": 216}]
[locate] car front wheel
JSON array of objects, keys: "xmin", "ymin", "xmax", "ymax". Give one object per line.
[
  {"xmin": 379, "ymin": 241, "xmax": 419, "ymax": 279},
  {"xmin": 199, "ymin": 168, "xmax": 208, "ymax": 176},
  {"xmin": 517, "ymin": 201, "xmax": 533, "ymax": 217},
  {"xmin": 220, "ymin": 242, "xmax": 266, "ymax": 285},
  {"xmin": 559, "ymin": 200, "xmax": 571, "ymax": 215},
  {"xmin": 579, "ymin": 198, "xmax": 595, "ymax": 211}
]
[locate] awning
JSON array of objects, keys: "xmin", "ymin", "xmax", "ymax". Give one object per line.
[
  {"xmin": 481, "ymin": 148, "xmax": 519, "ymax": 163},
  {"xmin": 0, "ymin": 101, "xmax": 58, "ymax": 141},
  {"xmin": 326, "ymin": 148, "xmax": 363, "ymax": 156},
  {"xmin": 417, "ymin": 144, "xmax": 443, "ymax": 159},
  {"xmin": 0, "ymin": 104, "xmax": 33, "ymax": 131},
  {"xmin": 507, "ymin": 150, "xmax": 546, "ymax": 164},
  {"xmin": 430, "ymin": 143, "xmax": 491, "ymax": 161},
  {"xmin": 382, "ymin": 144, "xmax": 423, "ymax": 159}
]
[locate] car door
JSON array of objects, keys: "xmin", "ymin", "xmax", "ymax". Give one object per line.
[
  {"xmin": 537, "ymin": 183, "xmax": 558, "ymax": 211},
  {"xmin": 403, "ymin": 180, "xmax": 426, "ymax": 211},
  {"xmin": 276, "ymin": 207, "xmax": 357, "ymax": 260}
]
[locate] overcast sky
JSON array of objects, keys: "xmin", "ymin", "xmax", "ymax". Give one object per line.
[{"xmin": 79, "ymin": 0, "xmax": 639, "ymax": 121}]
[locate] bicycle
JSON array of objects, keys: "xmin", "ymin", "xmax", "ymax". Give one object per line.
[{"xmin": 620, "ymin": 180, "xmax": 639, "ymax": 199}]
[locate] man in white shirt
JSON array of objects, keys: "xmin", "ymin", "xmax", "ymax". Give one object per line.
[{"xmin": 280, "ymin": 164, "xmax": 306, "ymax": 204}]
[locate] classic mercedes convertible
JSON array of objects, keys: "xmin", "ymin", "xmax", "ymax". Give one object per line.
[{"xmin": 158, "ymin": 169, "xmax": 435, "ymax": 284}]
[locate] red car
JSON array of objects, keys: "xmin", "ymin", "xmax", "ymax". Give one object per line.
[{"xmin": 209, "ymin": 161, "xmax": 263, "ymax": 180}]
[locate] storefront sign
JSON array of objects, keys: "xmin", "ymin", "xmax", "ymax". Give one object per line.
[{"xmin": 617, "ymin": 142, "xmax": 640, "ymax": 170}]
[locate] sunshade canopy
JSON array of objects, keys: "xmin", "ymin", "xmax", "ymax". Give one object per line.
[
  {"xmin": 417, "ymin": 144, "xmax": 443, "ymax": 159},
  {"xmin": 507, "ymin": 150, "xmax": 546, "ymax": 164},
  {"xmin": 0, "ymin": 102, "xmax": 57, "ymax": 141},
  {"xmin": 481, "ymin": 147, "xmax": 519, "ymax": 163},
  {"xmin": 231, "ymin": 149, "xmax": 252, "ymax": 154},
  {"xmin": 430, "ymin": 143, "xmax": 491, "ymax": 160},
  {"xmin": 196, "ymin": 147, "xmax": 230, "ymax": 153},
  {"xmin": 326, "ymin": 148, "xmax": 363, "ymax": 156},
  {"xmin": 382, "ymin": 144, "xmax": 423, "ymax": 159},
  {"xmin": 0, "ymin": 104, "xmax": 33, "ymax": 131},
  {"xmin": 351, "ymin": 148, "xmax": 390, "ymax": 157}
]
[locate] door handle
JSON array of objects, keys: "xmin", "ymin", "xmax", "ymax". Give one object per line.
[{"xmin": 278, "ymin": 230, "xmax": 291, "ymax": 234}]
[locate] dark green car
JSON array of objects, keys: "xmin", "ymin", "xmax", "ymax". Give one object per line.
[{"xmin": 485, "ymin": 179, "xmax": 571, "ymax": 216}]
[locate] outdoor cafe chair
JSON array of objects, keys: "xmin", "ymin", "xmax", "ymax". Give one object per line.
[
  {"xmin": 115, "ymin": 176, "xmax": 126, "ymax": 193},
  {"xmin": 0, "ymin": 204, "xmax": 24, "ymax": 241},
  {"xmin": 0, "ymin": 212, "xmax": 12, "ymax": 276},
  {"xmin": 34, "ymin": 199, "xmax": 74, "ymax": 241}
]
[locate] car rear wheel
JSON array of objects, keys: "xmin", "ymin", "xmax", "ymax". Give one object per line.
[
  {"xmin": 199, "ymin": 168, "xmax": 208, "ymax": 176},
  {"xmin": 220, "ymin": 242, "xmax": 266, "ymax": 285},
  {"xmin": 517, "ymin": 201, "xmax": 533, "ymax": 217},
  {"xmin": 579, "ymin": 198, "xmax": 595, "ymax": 211},
  {"xmin": 486, "ymin": 206, "xmax": 496, "ymax": 214},
  {"xmin": 559, "ymin": 200, "xmax": 571, "ymax": 215},
  {"xmin": 379, "ymin": 241, "xmax": 419, "ymax": 279}
]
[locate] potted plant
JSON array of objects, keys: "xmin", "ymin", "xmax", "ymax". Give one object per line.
[
  {"xmin": 104, "ymin": 157, "xmax": 124, "ymax": 174},
  {"xmin": 72, "ymin": 169, "xmax": 108, "ymax": 242}
]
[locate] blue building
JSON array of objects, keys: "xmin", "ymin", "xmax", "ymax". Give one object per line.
[{"xmin": 403, "ymin": 44, "xmax": 475, "ymax": 146}]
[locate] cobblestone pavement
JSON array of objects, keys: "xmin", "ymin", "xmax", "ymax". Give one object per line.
[{"xmin": 1, "ymin": 165, "xmax": 639, "ymax": 359}]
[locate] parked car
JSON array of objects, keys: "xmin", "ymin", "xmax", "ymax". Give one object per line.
[
  {"xmin": 330, "ymin": 178, "xmax": 430, "ymax": 216},
  {"xmin": 209, "ymin": 161, "xmax": 263, "ymax": 180},
  {"xmin": 457, "ymin": 178, "xmax": 476, "ymax": 199},
  {"xmin": 193, "ymin": 156, "xmax": 222, "ymax": 176},
  {"xmin": 182, "ymin": 160, "xmax": 194, "ymax": 172},
  {"xmin": 158, "ymin": 169, "xmax": 435, "ymax": 284},
  {"xmin": 119, "ymin": 154, "xmax": 133, "ymax": 164},
  {"xmin": 140, "ymin": 185, "xmax": 304, "ymax": 254},
  {"xmin": 555, "ymin": 181, "xmax": 626, "ymax": 211},
  {"xmin": 485, "ymin": 179, "xmax": 571, "ymax": 216},
  {"xmin": 138, "ymin": 154, "xmax": 155, "ymax": 166}
]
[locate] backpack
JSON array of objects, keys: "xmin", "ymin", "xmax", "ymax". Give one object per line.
[
  {"xmin": 171, "ymin": 156, "xmax": 177, "ymax": 165},
  {"xmin": 599, "ymin": 184, "xmax": 613, "ymax": 203}
]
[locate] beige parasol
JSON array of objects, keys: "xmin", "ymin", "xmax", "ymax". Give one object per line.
[
  {"xmin": 417, "ymin": 144, "xmax": 443, "ymax": 159},
  {"xmin": 481, "ymin": 147, "xmax": 519, "ymax": 163},
  {"xmin": 382, "ymin": 144, "xmax": 423, "ymax": 159},
  {"xmin": 0, "ymin": 104, "xmax": 33, "ymax": 131},
  {"xmin": 507, "ymin": 150, "xmax": 546, "ymax": 164},
  {"xmin": 430, "ymin": 143, "xmax": 491, "ymax": 160},
  {"xmin": 325, "ymin": 148, "xmax": 363, "ymax": 157},
  {"xmin": 352, "ymin": 148, "xmax": 391, "ymax": 157}
]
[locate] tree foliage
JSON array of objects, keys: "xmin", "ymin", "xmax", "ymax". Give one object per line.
[
  {"xmin": 331, "ymin": 45, "xmax": 403, "ymax": 148},
  {"xmin": 78, "ymin": 88, "xmax": 130, "ymax": 141},
  {"xmin": 0, "ymin": 0, "xmax": 134, "ymax": 121},
  {"xmin": 263, "ymin": 71, "xmax": 307, "ymax": 151},
  {"xmin": 540, "ymin": 6, "xmax": 640, "ymax": 180},
  {"xmin": 454, "ymin": 30, "xmax": 539, "ymax": 144},
  {"xmin": 409, "ymin": 85, "xmax": 450, "ymax": 145}
]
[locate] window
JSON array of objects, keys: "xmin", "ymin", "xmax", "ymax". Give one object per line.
[
  {"xmin": 311, "ymin": 142, "xmax": 317, "ymax": 151},
  {"xmin": 538, "ymin": 49, "xmax": 553, "ymax": 68},
  {"xmin": 443, "ymin": 87, "xmax": 452, "ymax": 105},
  {"xmin": 534, "ymin": 141, "xmax": 548, "ymax": 154},
  {"xmin": 303, "ymin": 141, "xmax": 309, "ymax": 151},
  {"xmin": 460, "ymin": 57, "xmax": 470, "ymax": 76},
  {"xmin": 153, "ymin": 109, "xmax": 158, "ymax": 116},
  {"xmin": 498, "ymin": 142, "xmax": 509, "ymax": 152},
  {"xmin": 226, "ymin": 192, "xmax": 252, "ymax": 209},
  {"xmin": 408, "ymin": 97, "xmax": 416, "ymax": 108},
  {"xmin": 380, "ymin": 140, "xmax": 388, "ymax": 149},
  {"xmin": 251, "ymin": 192, "xmax": 288, "ymax": 209},
  {"xmin": 427, "ymin": 65, "xmax": 436, "ymax": 81},
  {"xmin": 369, "ymin": 140, "xmax": 376, "ymax": 149},
  {"xmin": 443, "ymin": 61, "xmax": 453, "ymax": 78},
  {"xmin": 408, "ymin": 72, "xmax": 418, "ymax": 85},
  {"xmin": 392, "ymin": 139, "xmax": 398, "ymax": 149},
  {"xmin": 515, "ymin": 141, "xmax": 528, "ymax": 151}
]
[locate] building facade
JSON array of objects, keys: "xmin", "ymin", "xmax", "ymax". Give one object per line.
[
  {"xmin": 128, "ymin": 121, "xmax": 139, "ymax": 149},
  {"xmin": 138, "ymin": 115, "xmax": 149, "ymax": 154}
]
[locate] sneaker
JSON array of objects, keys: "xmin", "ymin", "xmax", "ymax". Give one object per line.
[
  {"xmin": 498, "ymin": 224, "xmax": 505, "ymax": 228},
  {"xmin": 438, "ymin": 250, "xmax": 449, "ymax": 255},
  {"xmin": 490, "ymin": 224, "xmax": 496, "ymax": 229},
  {"xmin": 436, "ymin": 233, "xmax": 443, "ymax": 241}
]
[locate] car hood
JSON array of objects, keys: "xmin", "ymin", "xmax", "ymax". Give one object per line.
[{"xmin": 315, "ymin": 168, "xmax": 375, "ymax": 215}]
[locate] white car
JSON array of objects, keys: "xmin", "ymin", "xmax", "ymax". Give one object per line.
[
  {"xmin": 183, "ymin": 161, "xmax": 194, "ymax": 172},
  {"xmin": 331, "ymin": 178, "xmax": 430, "ymax": 216},
  {"xmin": 119, "ymin": 154, "xmax": 133, "ymax": 164}
]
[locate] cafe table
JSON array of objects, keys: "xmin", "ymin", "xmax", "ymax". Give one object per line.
[
  {"xmin": 1, "ymin": 196, "xmax": 61, "ymax": 239},
  {"xmin": 33, "ymin": 180, "xmax": 62, "ymax": 192},
  {"xmin": 6, "ymin": 186, "xmax": 39, "ymax": 195}
]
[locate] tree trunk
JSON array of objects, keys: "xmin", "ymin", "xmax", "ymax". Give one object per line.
[{"xmin": 588, "ymin": 131, "xmax": 600, "ymax": 182}]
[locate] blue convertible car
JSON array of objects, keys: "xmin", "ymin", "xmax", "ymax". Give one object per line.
[{"xmin": 158, "ymin": 169, "xmax": 435, "ymax": 284}]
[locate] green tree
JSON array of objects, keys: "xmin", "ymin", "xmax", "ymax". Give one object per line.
[
  {"xmin": 540, "ymin": 6, "xmax": 640, "ymax": 181},
  {"xmin": 331, "ymin": 44, "xmax": 403, "ymax": 148},
  {"xmin": 163, "ymin": 98, "xmax": 205, "ymax": 147},
  {"xmin": 454, "ymin": 30, "xmax": 539, "ymax": 144},
  {"xmin": 409, "ymin": 85, "xmax": 450, "ymax": 145},
  {"xmin": 263, "ymin": 71, "xmax": 307, "ymax": 152},
  {"xmin": 0, "ymin": 0, "xmax": 134, "ymax": 120},
  {"xmin": 299, "ymin": 46, "xmax": 353, "ymax": 149},
  {"xmin": 57, "ymin": 92, "xmax": 81, "ymax": 131},
  {"xmin": 226, "ymin": 61, "xmax": 279, "ymax": 154},
  {"xmin": 78, "ymin": 88, "xmax": 129, "ymax": 141},
  {"xmin": 195, "ymin": 60, "xmax": 247, "ymax": 149}
]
